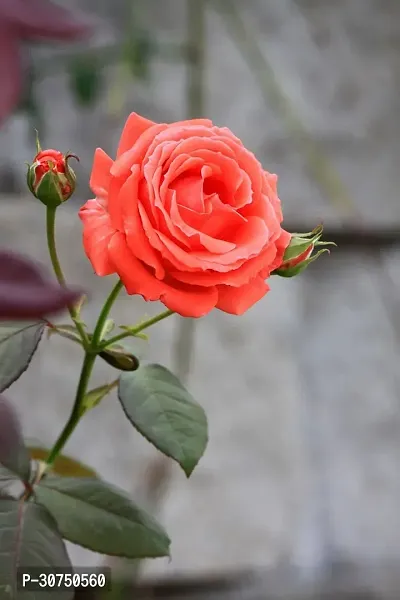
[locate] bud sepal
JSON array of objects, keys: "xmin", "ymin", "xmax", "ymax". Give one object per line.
[{"xmin": 273, "ymin": 224, "xmax": 335, "ymax": 278}]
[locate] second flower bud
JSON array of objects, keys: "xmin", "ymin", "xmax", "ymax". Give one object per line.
[{"xmin": 27, "ymin": 148, "xmax": 78, "ymax": 208}]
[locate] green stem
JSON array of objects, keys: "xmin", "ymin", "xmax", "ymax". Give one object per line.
[
  {"xmin": 45, "ymin": 351, "xmax": 96, "ymax": 466},
  {"xmin": 91, "ymin": 280, "xmax": 124, "ymax": 348},
  {"xmin": 46, "ymin": 208, "xmax": 65, "ymax": 285},
  {"xmin": 46, "ymin": 207, "xmax": 89, "ymax": 346},
  {"xmin": 99, "ymin": 309, "xmax": 174, "ymax": 350},
  {"xmin": 45, "ymin": 281, "xmax": 124, "ymax": 468}
]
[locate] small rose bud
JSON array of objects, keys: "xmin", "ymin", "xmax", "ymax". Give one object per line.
[
  {"xmin": 27, "ymin": 148, "xmax": 78, "ymax": 208},
  {"xmin": 273, "ymin": 224, "xmax": 335, "ymax": 278}
]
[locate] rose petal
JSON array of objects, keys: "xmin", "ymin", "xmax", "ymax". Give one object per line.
[
  {"xmin": 170, "ymin": 170, "xmax": 206, "ymax": 213},
  {"xmin": 138, "ymin": 186, "xmax": 192, "ymax": 250},
  {"xmin": 164, "ymin": 137, "xmax": 236, "ymax": 173},
  {"xmin": 89, "ymin": 148, "xmax": 113, "ymax": 198},
  {"xmin": 174, "ymin": 148, "xmax": 245, "ymax": 206},
  {"xmin": 0, "ymin": 250, "xmax": 82, "ymax": 319},
  {"xmin": 142, "ymin": 125, "xmax": 220, "ymax": 167},
  {"xmin": 178, "ymin": 196, "xmax": 246, "ymax": 243},
  {"xmin": 171, "ymin": 118, "xmax": 214, "ymax": 129},
  {"xmin": 169, "ymin": 194, "xmax": 236, "ymax": 254},
  {"xmin": 120, "ymin": 168, "xmax": 165, "ymax": 279},
  {"xmin": 108, "ymin": 232, "xmax": 218, "ymax": 317},
  {"xmin": 116, "ymin": 112, "xmax": 156, "ymax": 157},
  {"xmin": 262, "ymin": 172, "xmax": 282, "ymax": 220},
  {"xmin": 216, "ymin": 277, "xmax": 269, "ymax": 315},
  {"xmin": 79, "ymin": 198, "xmax": 116, "ymax": 276},
  {"xmin": 171, "ymin": 242, "xmax": 277, "ymax": 288},
  {"xmin": 260, "ymin": 229, "xmax": 291, "ymax": 277},
  {"xmin": 111, "ymin": 123, "xmax": 167, "ymax": 226},
  {"xmin": 154, "ymin": 216, "xmax": 269, "ymax": 271},
  {"xmin": 241, "ymin": 193, "xmax": 281, "ymax": 243},
  {"xmin": 143, "ymin": 154, "xmax": 196, "ymax": 247}
]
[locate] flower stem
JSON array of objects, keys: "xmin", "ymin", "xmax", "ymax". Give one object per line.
[
  {"xmin": 45, "ymin": 351, "xmax": 96, "ymax": 467},
  {"xmin": 99, "ymin": 309, "xmax": 174, "ymax": 350},
  {"xmin": 45, "ymin": 281, "xmax": 124, "ymax": 468},
  {"xmin": 46, "ymin": 207, "xmax": 89, "ymax": 346},
  {"xmin": 91, "ymin": 280, "xmax": 123, "ymax": 348}
]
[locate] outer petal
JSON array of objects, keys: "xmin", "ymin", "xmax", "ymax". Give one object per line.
[
  {"xmin": 89, "ymin": 148, "xmax": 113, "ymax": 198},
  {"xmin": 261, "ymin": 229, "xmax": 291, "ymax": 276},
  {"xmin": 216, "ymin": 277, "xmax": 270, "ymax": 315},
  {"xmin": 169, "ymin": 118, "xmax": 213, "ymax": 129},
  {"xmin": 108, "ymin": 232, "xmax": 218, "ymax": 317},
  {"xmin": 116, "ymin": 112, "xmax": 156, "ymax": 157},
  {"xmin": 79, "ymin": 198, "xmax": 116, "ymax": 276},
  {"xmin": 171, "ymin": 242, "xmax": 277, "ymax": 288},
  {"xmin": 120, "ymin": 168, "xmax": 165, "ymax": 279}
]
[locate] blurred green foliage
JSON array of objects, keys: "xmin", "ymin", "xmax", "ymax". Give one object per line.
[
  {"xmin": 123, "ymin": 30, "xmax": 154, "ymax": 81},
  {"xmin": 68, "ymin": 54, "xmax": 103, "ymax": 108}
]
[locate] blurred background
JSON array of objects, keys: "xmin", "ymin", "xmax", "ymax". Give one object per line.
[{"xmin": 1, "ymin": 0, "xmax": 400, "ymax": 598}]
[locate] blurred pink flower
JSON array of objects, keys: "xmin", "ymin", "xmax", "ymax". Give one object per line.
[{"xmin": 0, "ymin": 0, "xmax": 91, "ymax": 125}]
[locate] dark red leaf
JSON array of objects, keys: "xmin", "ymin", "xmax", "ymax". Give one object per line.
[
  {"xmin": 0, "ymin": 0, "xmax": 92, "ymax": 125},
  {"xmin": 0, "ymin": 394, "xmax": 30, "ymax": 481},
  {"xmin": 0, "ymin": 250, "xmax": 83, "ymax": 319},
  {"xmin": 0, "ymin": 22, "xmax": 21, "ymax": 125},
  {"xmin": 0, "ymin": 0, "xmax": 91, "ymax": 41}
]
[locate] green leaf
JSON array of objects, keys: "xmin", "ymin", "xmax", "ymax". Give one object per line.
[
  {"xmin": 28, "ymin": 447, "xmax": 98, "ymax": 479},
  {"xmin": 80, "ymin": 382, "xmax": 116, "ymax": 415},
  {"xmin": 34, "ymin": 477, "xmax": 170, "ymax": 559},
  {"xmin": 0, "ymin": 499, "xmax": 72, "ymax": 599},
  {"xmin": 68, "ymin": 54, "xmax": 102, "ymax": 108},
  {"xmin": 118, "ymin": 364, "xmax": 208, "ymax": 477},
  {"xmin": 0, "ymin": 464, "xmax": 19, "ymax": 494},
  {"xmin": 0, "ymin": 396, "xmax": 30, "ymax": 482},
  {"xmin": 99, "ymin": 344, "xmax": 140, "ymax": 372},
  {"xmin": 0, "ymin": 464, "xmax": 14, "ymax": 485},
  {"xmin": 0, "ymin": 321, "xmax": 45, "ymax": 392}
]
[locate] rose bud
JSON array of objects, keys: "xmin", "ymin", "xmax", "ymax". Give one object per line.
[
  {"xmin": 27, "ymin": 148, "xmax": 78, "ymax": 208},
  {"xmin": 273, "ymin": 224, "xmax": 335, "ymax": 278}
]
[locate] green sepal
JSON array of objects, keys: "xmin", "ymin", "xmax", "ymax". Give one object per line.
[
  {"xmin": 275, "ymin": 248, "xmax": 331, "ymax": 277},
  {"xmin": 31, "ymin": 169, "xmax": 63, "ymax": 208},
  {"xmin": 26, "ymin": 164, "xmax": 35, "ymax": 196},
  {"xmin": 281, "ymin": 225, "xmax": 326, "ymax": 262}
]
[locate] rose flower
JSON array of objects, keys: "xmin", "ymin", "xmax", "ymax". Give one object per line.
[{"xmin": 79, "ymin": 113, "xmax": 291, "ymax": 317}]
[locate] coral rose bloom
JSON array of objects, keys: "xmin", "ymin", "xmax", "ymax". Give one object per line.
[{"xmin": 79, "ymin": 113, "xmax": 290, "ymax": 317}]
